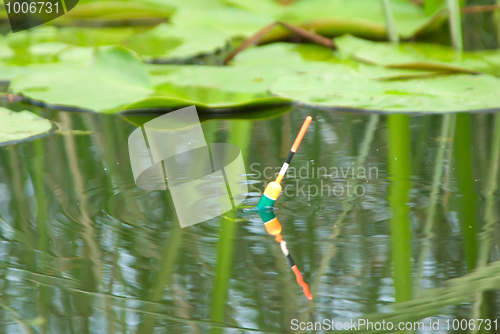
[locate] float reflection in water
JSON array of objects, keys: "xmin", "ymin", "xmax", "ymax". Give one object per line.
[{"xmin": 255, "ymin": 116, "xmax": 313, "ymax": 300}]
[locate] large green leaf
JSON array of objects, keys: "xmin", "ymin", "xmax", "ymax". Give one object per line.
[
  {"xmin": 170, "ymin": 6, "xmax": 274, "ymax": 38},
  {"xmin": 231, "ymin": 42, "xmax": 441, "ymax": 80},
  {"xmin": 336, "ymin": 35, "xmax": 500, "ymax": 76},
  {"xmin": 227, "ymin": 0, "xmax": 443, "ymax": 39},
  {"xmin": 125, "ymin": 24, "xmax": 230, "ymax": 59},
  {"xmin": 9, "ymin": 49, "xmax": 292, "ymax": 112},
  {"xmin": 59, "ymin": 1, "xmax": 175, "ymax": 21},
  {"xmin": 1, "ymin": 24, "xmax": 230, "ymax": 63},
  {"xmin": 10, "ymin": 46, "xmax": 153, "ymax": 112},
  {"xmin": 270, "ymin": 70, "xmax": 500, "ymax": 113},
  {"xmin": 121, "ymin": 96, "xmax": 290, "ymax": 111},
  {"xmin": 124, "ymin": 64, "xmax": 294, "ymax": 110},
  {"xmin": 0, "ymin": 108, "xmax": 53, "ymax": 145}
]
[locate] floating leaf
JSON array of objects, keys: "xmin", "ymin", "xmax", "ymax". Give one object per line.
[
  {"xmin": 125, "ymin": 24, "xmax": 230, "ymax": 59},
  {"xmin": 270, "ymin": 70, "xmax": 500, "ymax": 113},
  {"xmin": 0, "ymin": 108, "xmax": 53, "ymax": 145},
  {"xmin": 2, "ymin": 24, "xmax": 230, "ymax": 63},
  {"xmin": 124, "ymin": 64, "xmax": 294, "ymax": 110},
  {"xmin": 227, "ymin": 0, "xmax": 442, "ymax": 39},
  {"xmin": 60, "ymin": 1, "xmax": 175, "ymax": 21},
  {"xmin": 336, "ymin": 34, "xmax": 500, "ymax": 76},
  {"xmin": 10, "ymin": 46, "xmax": 153, "ymax": 112},
  {"xmin": 170, "ymin": 6, "xmax": 274, "ymax": 38},
  {"xmin": 10, "ymin": 50, "xmax": 292, "ymax": 112},
  {"xmin": 121, "ymin": 105, "xmax": 293, "ymax": 127},
  {"xmin": 232, "ymin": 42, "xmax": 441, "ymax": 80}
]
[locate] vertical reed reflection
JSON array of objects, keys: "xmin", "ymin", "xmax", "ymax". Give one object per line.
[{"xmin": 387, "ymin": 115, "xmax": 413, "ymax": 308}]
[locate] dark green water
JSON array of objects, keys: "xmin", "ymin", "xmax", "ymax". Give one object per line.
[{"xmin": 1, "ymin": 103, "xmax": 500, "ymax": 333}]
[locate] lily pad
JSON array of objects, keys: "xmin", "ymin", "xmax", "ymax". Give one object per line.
[
  {"xmin": 59, "ymin": 1, "xmax": 175, "ymax": 21},
  {"xmin": 336, "ymin": 34, "xmax": 500, "ymax": 76},
  {"xmin": 270, "ymin": 70, "xmax": 500, "ymax": 113},
  {"xmin": 169, "ymin": 6, "xmax": 275, "ymax": 38},
  {"xmin": 227, "ymin": 0, "xmax": 442, "ymax": 39},
  {"xmin": 10, "ymin": 46, "xmax": 153, "ymax": 112},
  {"xmin": 125, "ymin": 24, "xmax": 230, "ymax": 59},
  {"xmin": 0, "ymin": 108, "xmax": 53, "ymax": 145},
  {"xmin": 231, "ymin": 42, "xmax": 442, "ymax": 80},
  {"xmin": 2, "ymin": 24, "xmax": 231, "ymax": 63},
  {"xmin": 124, "ymin": 64, "xmax": 294, "ymax": 110},
  {"xmin": 9, "ymin": 49, "xmax": 292, "ymax": 112},
  {"xmin": 121, "ymin": 105, "xmax": 293, "ymax": 127}
]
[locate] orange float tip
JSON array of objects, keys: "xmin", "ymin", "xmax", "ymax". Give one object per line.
[
  {"xmin": 290, "ymin": 116, "xmax": 313, "ymax": 153},
  {"xmin": 291, "ymin": 265, "xmax": 313, "ymax": 300},
  {"xmin": 264, "ymin": 218, "xmax": 283, "ymax": 241}
]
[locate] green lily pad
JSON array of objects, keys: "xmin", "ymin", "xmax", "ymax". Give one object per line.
[
  {"xmin": 123, "ymin": 64, "xmax": 294, "ymax": 110},
  {"xmin": 227, "ymin": 0, "xmax": 442, "ymax": 39},
  {"xmin": 10, "ymin": 46, "xmax": 153, "ymax": 112},
  {"xmin": 121, "ymin": 105, "xmax": 293, "ymax": 127},
  {"xmin": 125, "ymin": 24, "xmax": 230, "ymax": 59},
  {"xmin": 121, "ymin": 96, "xmax": 290, "ymax": 111},
  {"xmin": 270, "ymin": 70, "xmax": 500, "ymax": 113},
  {"xmin": 2, "ymin": 24, "xmax": 231, "ymax": 63},
  {"xmin": 232, "ymin": 42, "xmax": 442, "ymax": 80},
  {"xmin": 336, "ymin": 34, "xmax": 500, "ymax": 76},
  {"xmin": 9, "ymin": 49, "xmax": 292, "ymax": 112},
  {"xmin": 170, "ymin": 6, "xmax": 275, "ymax": 38},
  {"xmin": 0, "ymin": 108, "xmax": 53, "ymax": 145},
  {"xmin": 60, "ymin": 1, "xmax": 175, "ymax": 21}
]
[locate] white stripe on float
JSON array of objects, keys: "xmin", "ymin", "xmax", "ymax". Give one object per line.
[
  {"xmin": 280, "ymin": 241, "xmax": 289, "ymax": 256},
  {"xmin": 279, "ymin": 162, "xmax": 289, "ymax": 176}
]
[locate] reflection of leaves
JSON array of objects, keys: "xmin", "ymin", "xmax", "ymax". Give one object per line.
[
  {"xmin": 0, "ymin": 107, "xmax": 53, "ymax": 145},
  {"xmin": 340, "ymin": 260, "xmax": 500, "ymax": 333}
]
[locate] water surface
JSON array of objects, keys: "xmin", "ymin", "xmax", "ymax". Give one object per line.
[{"xmin": 0, "ymin": 102, "xmax": 500, "ymax": 333}]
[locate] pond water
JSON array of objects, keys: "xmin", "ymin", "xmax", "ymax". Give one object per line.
[{"xmin": 0, "ymin": 102, "xmax": 499, "ymax": 333}]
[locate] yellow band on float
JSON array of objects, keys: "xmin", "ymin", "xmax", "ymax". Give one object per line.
[{"xmin": 263, "ymin": 181, "xmax": 282, "ymax": 200}]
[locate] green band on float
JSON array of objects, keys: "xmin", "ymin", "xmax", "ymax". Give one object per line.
[
  {"xmin": 257, "ymin": 208, "xmax": 276, "ymax": 223},
  {"xmin": 256, "ymin": 195, "xmax": 276, "ymax": 210}
]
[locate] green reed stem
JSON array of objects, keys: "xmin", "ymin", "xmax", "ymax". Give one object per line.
[
  {"xmin": 301, "ymin": 114, "xmax": 379, "ymax": 319},
  {"xmin": 210, "ymin": 214, "xmax": 237, "ymax": 334},
  {"xmin": 388, "ymin": 115, "xmax": 413, "ymax": 305},
  {"xmin": 139, "ymin": 224, "xmax": 183, "ymax": 333},
  {"xmin": 454, "ymin": 114, "xmax": 478, "ymax": 272},
  {"xmin": 471, "ymin": 114, "xmax": 500, "ymax": 328},
  {"xmin": 210, "ymin": 120, "xmax": 251, "ymax": 333},
  {"xmin": 382, "ymin": 0, "xmax": 400, "ymax": 43},
  {"xmin": 416, "ymin": 114, "xmax": 452, "ymax": 296},
  {"xmin": 447, "ymin": 0, "xmax": 463, "ymax": 50}
]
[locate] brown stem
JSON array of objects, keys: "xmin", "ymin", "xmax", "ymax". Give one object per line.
[
  {"xmin": 461, "ymin": 4, "xmax": 500, "ymax": 13},
  {"xmin": 277, "ymin": 21, "xmax": 336, "ymax": 49},
  {"xmin": 223, "ymin": 22, "xmax": 278, "ymax": 65},
  {"xmin": 222, "ymin": 21, "xmax": 335, "ymax": 65}
]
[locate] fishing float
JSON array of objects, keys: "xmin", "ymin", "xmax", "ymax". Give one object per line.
[
  {"xmin": 255, "ymin": 116, "xmax": 313, "ymax": 300},
  {"xmin": 256, "ymin": 116, "xmax": 312, "ymax": 211}
]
